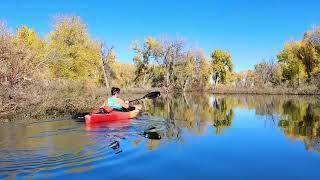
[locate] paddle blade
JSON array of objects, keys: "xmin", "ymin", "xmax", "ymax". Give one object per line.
[{"xmin": 144, "ymin": 91, "xmax": 161, "ymax": 99}]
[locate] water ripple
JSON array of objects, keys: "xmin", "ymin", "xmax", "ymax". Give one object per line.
[{"xmin": 0, "ymin": 118, "xmax": 136, "ymax": 177}]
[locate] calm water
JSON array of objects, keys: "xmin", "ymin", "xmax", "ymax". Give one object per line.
[{"xmin": 1, "ymin": 94, "xmax": 320, "ymax": 179}]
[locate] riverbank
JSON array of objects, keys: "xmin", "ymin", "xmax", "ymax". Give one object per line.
[
  {"xmin": 1, "ymin": 83, "xmax": 320, "ymax": 123},
  {"xmin": 207, "ymin": 85, "xmax": 320, "ymax": 95},
  {"xmin": 0, "ymin": 82, "xmax": 162, "ymax": 122}
]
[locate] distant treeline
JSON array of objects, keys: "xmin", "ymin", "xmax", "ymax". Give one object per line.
[{"xmin": 1, "ymin": 15, "xmax": 320, "ymax": 115}]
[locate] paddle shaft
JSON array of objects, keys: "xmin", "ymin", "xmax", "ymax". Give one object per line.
[
  {"xmin": 129, "ymin": 97, "xmax": 145, "ymax": 103},
  {"xmin": 129, "ymin": 91, "xmax": 160, "ymax": 103}
]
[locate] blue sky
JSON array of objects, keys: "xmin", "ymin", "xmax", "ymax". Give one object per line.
[{"xmin": 1, "ymin": 0, "xmax": 319, "ymax": 71}]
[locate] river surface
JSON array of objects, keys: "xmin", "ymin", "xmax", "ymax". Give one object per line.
[{"xmin": 1, "ymin": 94, "xmax": 320, "ymax": 179}]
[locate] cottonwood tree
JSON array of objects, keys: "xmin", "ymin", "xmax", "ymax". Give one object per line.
[
  {"xmin": 100, "ymin": 45, "xmax": 116, "ymax": 88},
  {"xmin": 132, "ymin": 36, "xmax": 160, "ymax": 86},
  {"xmin": 46, "ymin": 15, "xmax": 104, "ymax": 84},
  {"xmin": 302, "ymin": 28, "xmax": 320, "ymax": 78},
  {"xmin": 132, "ymin": 36, "xmax": 212, "ymax": 90},
  {"xmin": 14, "ymin": 26, "xmax": 46, "ymax": 78},
  {"xmin": 277, "ymin": 27, "xmax": 320, "ymax": 85},
  {"xmin": 278, "ymin": 42, "xmax": 307, "ymax": 86},
  {"xmin": 254, "ymin": 60, "xmax": 281, "ymax": 87},
  {"xmin": 210, "ymin": 50, "xmax": 233, "ymax": 87},
  {"xmin": 156, "ymin": 37, "xmax": 185, "ymax": 90},
  {"xmin": 176, "ymin": 49, "xmax": 207, "ymax": 91},
  {"xmin": 234, "ymin": 71, "xmax": 255, "ymax": 88},
  {"xmin": 109, "ymin": 63, "xmax": 135, "ymax": 88}
]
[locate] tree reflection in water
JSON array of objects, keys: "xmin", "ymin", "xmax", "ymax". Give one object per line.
[{"xmin": 142, "ymin": 94, "xmax": 320, "ymax": 152}]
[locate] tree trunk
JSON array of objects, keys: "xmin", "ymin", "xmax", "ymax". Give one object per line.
[
  {"xmin": 214, "ymin": 77, "xmax": 219, "ymax": 88},
  {"xmin": 166, "ymin": 71, "xmax": 170, "ymax": 89},
  {"xmin": 102, "ymin": 63, "xmax": 109, "ymax": 88},
  {"xmin": 183, "ymin": 76, "xmax": 189, "ymax": 92},
  {"xmin": 214, "ymin": 72, "xmax": 220, "ymax": 89},
  {"xmin": 143, "ymin": 71, "xmax": 147, "ymax": 86}
]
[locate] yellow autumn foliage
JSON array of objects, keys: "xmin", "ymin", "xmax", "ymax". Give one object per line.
[{"xmin": 46, "ymin": 15, "xmax": 104, "ymax": 84}]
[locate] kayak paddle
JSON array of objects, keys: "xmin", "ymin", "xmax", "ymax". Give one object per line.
[{"xmin": 129, "ymin": 91, "xmax": 161, "ymax": 103}]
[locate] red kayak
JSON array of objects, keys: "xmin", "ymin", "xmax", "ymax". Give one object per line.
[{"xmin": 85, "ymin": 106, "xmax": 140, "ymax": 124}]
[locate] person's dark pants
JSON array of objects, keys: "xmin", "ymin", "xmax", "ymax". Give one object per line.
[{"xmin": 115, "ymin": 106, "xmax": 136, "ymax": 112}]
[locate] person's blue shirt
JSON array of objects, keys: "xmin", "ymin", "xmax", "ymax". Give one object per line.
[{"xmin": 107, "ymin": 97, "xmax": 122, "ymax": 110}]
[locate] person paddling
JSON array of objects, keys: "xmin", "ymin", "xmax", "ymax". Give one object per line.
[
  {"xmin": 106, "ymin": 87, "xmax": 129, "ymax": 110},
  {"xmin": 102, "ymin": 87, "xmax": 138, "ymax": 112}
]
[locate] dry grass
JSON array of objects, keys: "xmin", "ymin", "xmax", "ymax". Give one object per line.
[
  {"xmin": 0, "ymin": 80, "xmax": 107, "ymax": 120},
  {"xmin": 0, "ymin": 81, "xmax": 165, "ymax": 122}
]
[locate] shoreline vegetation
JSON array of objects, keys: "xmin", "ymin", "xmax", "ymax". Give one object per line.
[
  {"xmin": 208, "ymin": 86, "xmax": 320, "ymax": 95},
  {"xmin": 1, "ymin": 15, "xmax": 320, "ymax": 120}
]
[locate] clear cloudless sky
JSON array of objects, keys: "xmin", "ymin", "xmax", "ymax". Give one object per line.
[{"xmin": 1, "ymin": 0, "xmax": 319, "ymax": 71}]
